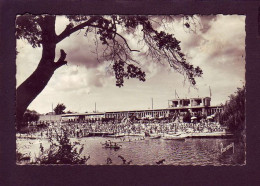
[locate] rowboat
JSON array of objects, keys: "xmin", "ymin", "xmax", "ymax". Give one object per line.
[
  {"xmin": 101, "ymin": 141, "xmax": 121, "ymax": 150},
  {"xmin": 102, "ymin": 143, "xmax": 121, "ymax": 150},
  {"xmin": 103, "ymin": 144, "xmax": 121, "ymax": 150}
]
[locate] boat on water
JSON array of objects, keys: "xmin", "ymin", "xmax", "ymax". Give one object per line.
[
  {"xmin": 145, "ymin": 131, "xmax": 161, "ymax": 139},
  {"xmin": 102, "ymin": 142, "xmax": 121, "ymax": 150},
  {"xmin": 127, "ymin": 133, "xmax": 145, "ymax": 137},
  {"xmin": 149, "ymin": 135, "xmax": 161, "ymax": 139},
  {"xmin": 106, "ymin": 134, "xmax": 125, "ymax": 138},
  {"xmin": 103, "ymin": 145, "xmax": 120, "ymax": 150},
  {"xmin": 189, "ymin": 131, "xmax": 233, "ymax": 138},
  {"xmin": 162, "ymin": 134, "xmax": 187, "ymax": 140}
]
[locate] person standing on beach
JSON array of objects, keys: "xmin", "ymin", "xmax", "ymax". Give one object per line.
[{"xmin": 40, "ymin": 143, "xmax": 44, "ymax": 153}]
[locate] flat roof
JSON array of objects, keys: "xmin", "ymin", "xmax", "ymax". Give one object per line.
[
  {"xmin": 104, "ymin": 105, "xmax": 214, "ymax": 113},
  {"xmin": 61, "ymin": 112, "xmax": 105, "ymax": 117},
  {"xmin": 168, "ymin": 97, "xmax": 211, "ymax": 101},
  {"xmin": 105, "ymin": 108, "xmax": 170, "ymax": 113},
  {"xmin": 60, "ymin": 104, "xmax": 223, "ymax": 117}
]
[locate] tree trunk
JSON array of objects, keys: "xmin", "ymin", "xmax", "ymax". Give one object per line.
[
  {"xmin": 16, "ymin": 16, "xmax": 66, "ymax": 130},
  {"xmin": 16, "ymin": 60, "xmax": 56, "ymax": 129}
]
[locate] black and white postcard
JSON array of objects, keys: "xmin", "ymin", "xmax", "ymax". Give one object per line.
[{"xmin": 15, "ymin": 14, "xmax": 246, "ymax": 166}]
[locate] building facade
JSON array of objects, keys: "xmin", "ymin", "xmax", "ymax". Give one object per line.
[{"xmin": 58, "ymin": 97, "xmax": 223, "ymax": 122}]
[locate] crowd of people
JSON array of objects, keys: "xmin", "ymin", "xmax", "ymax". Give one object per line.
[{"xmin": 17, "ymin": 118, "xmax": 226, "ymax": 139}]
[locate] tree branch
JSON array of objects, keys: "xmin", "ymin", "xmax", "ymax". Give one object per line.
[
  {"xmin": 57, "ymin": 16, "xmax": 140, "ymax": 53},
  {"xmin": 115, "ymin": 33, "xmax": 140, "ymax": 52},
  {"xmin": 54, "ymin": 49, "xmax": 67, "ymax": 69},
  {"xmin": 56, "ymin": 16, "xmax": 99, "ymax": 43}
]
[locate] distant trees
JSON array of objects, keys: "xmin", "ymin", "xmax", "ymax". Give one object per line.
[
  {"xmin": 219, "ymin": 86, "xmax": 245, "ymax": 133},
  {"xmin": 54, "ymin": 103, "xmax": 66, "ymax": 115},
  {"xmin": 22, "ymin": 109, "xmax": 39, "ymax": 123}
]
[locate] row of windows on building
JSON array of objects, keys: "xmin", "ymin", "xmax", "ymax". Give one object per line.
[
  {"xmin": 209, "ymin": 108, "xmax": 222, "ymax": 115},
  {"xmin": 105, "ymin": 111, "xmax": 169, "ymax": 119},
  {"xmin": 101, "ymin": 108, "xmax": 222, "ymax": 119},
  {"xmin": 61, "ymin": 107, "xmax": 223, "ymax": 121}
]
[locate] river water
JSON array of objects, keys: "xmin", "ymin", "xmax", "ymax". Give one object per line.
[
  {"xmin": 17, "ymin": 136, "xmax": 245, "ymax": 165},
  {"xmin": 76, "ymin": 136, "xmax": 245, "ymax": 165}
]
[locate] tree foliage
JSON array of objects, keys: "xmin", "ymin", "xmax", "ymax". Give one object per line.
[
  {"xmin": 54, "ymin": 103, "xmax": 66, "ymax": 115},
  {"xmin": 16, "ymin": 15, "xmax": 203, "ymax": 87},
  {"xmin": 22, "ymin": 109, "xmax": 39, "ymax": 122},
  {"xmin": 15, "ymin": 15, "xmax": 203, "ymax": 128},
  {"xmin": 219, "ymin": 86, "xmax": 245, "ymax": 133},
  {"xmin": 34, "ymin": 130, "xmax": 89, "ymax": 164},
  {"xmin": 16, "ymin": 15, "xmax": 42, "ymax": 47}
]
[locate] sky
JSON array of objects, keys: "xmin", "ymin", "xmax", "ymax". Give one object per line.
[{"xmin": 16, "ymin": 15, "xmax": 245, "ymax": 114}]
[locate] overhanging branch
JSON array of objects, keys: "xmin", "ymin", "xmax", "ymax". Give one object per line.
[
  {"xmin": 56, "ymin": 16, "xmax": 100, "ymax": 43},
  {"xmin": 115, "ymin": 33, "xmax": 140, "ymax": 52},
  {"xmin": 56, "ymin": 16, "xmax": 140, "ymax": 53}
]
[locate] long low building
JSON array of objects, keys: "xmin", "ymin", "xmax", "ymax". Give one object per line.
[
  {"xmin": 58, "ymin": 97, "xmax": 223, "ymax": 122},
  {"xmin": 61, "ymin": 112, "xmax": 105, "ymax": 122}
]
